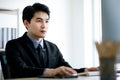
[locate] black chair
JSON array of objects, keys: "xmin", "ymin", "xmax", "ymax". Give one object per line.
[{"xmin": 0, "ymin": 51, "xmax": 11, "ymax": 79}]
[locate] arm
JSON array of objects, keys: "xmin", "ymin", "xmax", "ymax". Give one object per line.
[
  {"xmin": 52, "ymin": 45, "xmax": 99, "ymax": 73},
  {"xmin": 54, "ymin": 46, "xmax": 86, "ymax": 73},
  {"xmin": 5, "ymin": 40, "xmax": 45, "ymax": 78},
  {"xmin": 43, "ymin": 66, "xmax": 77, "ymax": 76}
]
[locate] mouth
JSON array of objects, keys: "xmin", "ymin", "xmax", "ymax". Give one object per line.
[{"xmin": 40, "ymin": 30, "xmax": 46, "ymax": 33}]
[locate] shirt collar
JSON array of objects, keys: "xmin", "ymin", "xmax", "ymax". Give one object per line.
[{"xmin": 27, "ymin": 33, "xmax": 44, "ymax": 49}]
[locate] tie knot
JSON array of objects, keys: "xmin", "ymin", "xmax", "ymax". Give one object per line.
[
  {"xmin": 37, "ymin": 44, "xmax": 42, "ymax": 51},
  {"xmin": 38, "ymin": 44, "xmax": 42, "ymax": 48}
]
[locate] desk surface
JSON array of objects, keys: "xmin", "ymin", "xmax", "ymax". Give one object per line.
[{"xmin": 5, "ymin": 76, "xmax": 120, "ymax": 80}]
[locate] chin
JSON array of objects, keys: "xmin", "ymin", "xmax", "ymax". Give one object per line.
[{"xmin": 40, "ymin": 35, "xmax": 45, "ymax": 38}]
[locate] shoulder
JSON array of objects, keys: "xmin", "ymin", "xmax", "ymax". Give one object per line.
[
  {"xmin": 6, "ymin": 39, "xmax": 18, "ymax": 45},
  {"xmin": 5, "ymin": 39, "xmax": 21, "ymax": 51},
  {"xmin": 6, "ymin": 32, "xmax": 31, "ymax": 46},
  {"xmin": 44, "ymin": 40, "xmax": 59, "ymax": 49},
  {"xmin": 44, "ymin": 40, "xmax": 56, "ymax": 45},
  {"xmin": 5, "ymin": 39, "xmax": 19, "ymax": 53}
]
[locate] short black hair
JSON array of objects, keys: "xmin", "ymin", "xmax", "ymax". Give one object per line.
[{"xmin": 22, "ymin": 3, "xmax": 50, "ymax": 23}]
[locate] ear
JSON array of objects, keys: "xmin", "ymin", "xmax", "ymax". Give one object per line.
[{"xmin": 23, "ymin": 20, "xmax": 29, "ymax": 29}]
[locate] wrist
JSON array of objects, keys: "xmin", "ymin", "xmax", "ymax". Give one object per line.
[{"xmin": 43, "ymin": 68, "xmax": 56, "ymax": 76}]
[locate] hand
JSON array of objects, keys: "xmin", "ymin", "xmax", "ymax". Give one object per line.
[
  {"xmin": 43, "ymin": 66, "xmax": 77, "ymax": 76},
  {"xmin": 85, "ymin": 67, "xmax": 99, "ymax": 72}
]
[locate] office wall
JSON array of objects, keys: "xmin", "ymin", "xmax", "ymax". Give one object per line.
[{"xmin": 102, "ymin": 0, "xmax": 120, "ymax": 62}]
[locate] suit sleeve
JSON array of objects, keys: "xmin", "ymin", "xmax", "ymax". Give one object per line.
[
  {"xmin": 5, "ymin": 40, "xmax": 45, "ymax": 78},
  {"xmin": 54, "ymin": 46, "xmax": 72, "ymax": 67},
  {"xmin": 54, "ymin": 45, "xmax": 85, "ymax": 73}
]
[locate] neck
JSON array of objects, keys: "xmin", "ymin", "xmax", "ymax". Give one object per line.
[{"xmin": 27, "ymin": 32, "xmax": 43, "ymax": 41}]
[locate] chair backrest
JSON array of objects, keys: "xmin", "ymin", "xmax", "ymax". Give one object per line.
[
  {"xmin": 0, "ymin": 61, "xmax": 4, "ymax": 80},
  {"xmin": 0, "ymin": 51, "xmax": 11, "ymax": 79}
]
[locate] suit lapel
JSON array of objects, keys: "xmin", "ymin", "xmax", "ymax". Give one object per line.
[
  {"xmin": 44, "ymin": 41, "xmax": 53, "ymax": 67},
  {"xmin": 26, "ymin": 43, "xmax": 40, "ymax": 65},
  {"xmin": 21, "ymin": 33, "xmax": 41, "ymax": 67}
]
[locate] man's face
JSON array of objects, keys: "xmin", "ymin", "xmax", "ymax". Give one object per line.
[{"xmin": 25, "ymin": 11, "xmax": 49, "ymax": 41}]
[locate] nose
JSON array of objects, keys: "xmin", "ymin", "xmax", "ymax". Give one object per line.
[{"xmin": 41, "ymin": 21, "xmax": 47, "ymax": 28}]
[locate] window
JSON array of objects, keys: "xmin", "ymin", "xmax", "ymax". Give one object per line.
[{"xmin": 84, "ymin": 0, "xmax": 102, "ymax": 67}]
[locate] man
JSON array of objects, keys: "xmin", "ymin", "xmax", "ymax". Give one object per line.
[{"xmin": 5, "ymin": 3, "xmax": 98, "ymax": 78}]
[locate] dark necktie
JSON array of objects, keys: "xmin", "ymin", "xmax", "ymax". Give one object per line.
[{"xmin": 37, "ymin": 44, "xmax": 45, "ymax": 67}]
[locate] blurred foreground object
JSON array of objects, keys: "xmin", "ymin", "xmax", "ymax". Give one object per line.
[{"xmin": 96, "ymin": 41, "xmax": 120, "ymax": 80}]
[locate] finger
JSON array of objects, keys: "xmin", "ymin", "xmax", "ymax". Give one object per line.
[
  {"xmin": 61, "ymin": 67, "xmax": 77, "ymax": 76},
  {"xmin": 65, "ymin": 67, "xmax": 77, "ymax": 74},
  {"xmin": 55, "ymin": 67, "xmax": 65, "ymax": 76},
  {"xmin": 58, "ymin": 66, "xmax": 73, "ymax": 76},
  {"xmin": 59, "ymin": 66, "xmax": 69, "ymax": 76},
  {"xmin": 86, "ymin": 67, "xmax": 99, "ymax": 71}
]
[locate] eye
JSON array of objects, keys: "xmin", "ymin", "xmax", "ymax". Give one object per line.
[
  {"xmin": 46, "ymin": 20, "xmax": 49, "ymax": 23},
  {"xmin": 36, "ymin": 20, "xmax": 42, "ymax": 22}
]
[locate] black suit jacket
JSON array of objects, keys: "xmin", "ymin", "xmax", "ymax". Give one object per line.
[{"xmin": 5, "ymin": 32, "xmax": 85, "ymax": 78}]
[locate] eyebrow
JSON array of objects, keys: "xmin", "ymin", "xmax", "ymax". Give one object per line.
[{"xmin": 36, "ymin": 17, "xmax": 49, "ymax": 20}]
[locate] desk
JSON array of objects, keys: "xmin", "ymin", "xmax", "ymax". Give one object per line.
[{"xmin": 5, "ymin": 76, "xmax": 120, "ymax": 80}]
